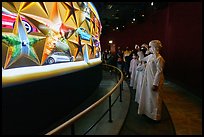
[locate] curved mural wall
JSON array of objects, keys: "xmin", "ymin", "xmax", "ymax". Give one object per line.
[
  {"xmin": 2, "ymin": 2, "xmax": 103, "ymax": 135},
  {"xmin": 2, "ymin": 2, "xmax": 102, "ymax": 87}
]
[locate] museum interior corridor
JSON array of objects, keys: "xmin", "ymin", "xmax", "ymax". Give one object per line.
[{"xmin": 2, "ymin": 2, "xmax": 202, "ymax": 135}]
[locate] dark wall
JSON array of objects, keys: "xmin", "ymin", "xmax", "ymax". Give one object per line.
[
  {"xmin": 100, "ymin": 6, "xmax": 167, "ymax": 51},
  {"xmin": 164, "ymin": 2, "xmax": 202, "ymax": 98},
  {"xmin": 2, "ymin": 63, "xmax": 102, "ymax": 135},
  {"xmin": 100, "ymin": 2, "xmax": 202, "ymax": 98}
]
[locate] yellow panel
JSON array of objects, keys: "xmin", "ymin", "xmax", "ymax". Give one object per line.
[
  {"xmin": 18, "ymin": 2, "xmax": 49, "ymax": 19},
  {"xmin": 64, "ymin": 15, "xmax": 78, "ymax": 30},
  {"xmin": 12, "ymin": 14, "xmax": 19, "ymax": 35},
  {"xmin": 80, "ymin": 20, "xmax": 90, "ymax": 33},
  {"xmin": 72, "ymin": 2, "xmax": 80, "ymax": 10},
  {"xmin": 38, "ymin": 2, "xmax": 49, "ymax": 16},
  {"xmin": 58, "ymin": 2, "xmax": 69, "ymax": 23},
  {"xmin": 88, "ymin": 45, "xmax": 95, "ymax": 59},
  {"xmin": 34, "ymin": 39, "xmax": 46, "ymax": 62},
  {"xmin": 81, "ymin": 39, "xmax": 90, "ymax": 45},
  {"xmin": 43, "ymin": 2, "xmax": 55, "ymax": 16},
  {"xmin": 67, "ymin": 32, "xmax": 78, "ymax": 45},
  {"xmin": 2, "ymin": 2, "xmax": 18, "ymax": 13},
  {"xmin": 64, "ymin": 2, "xmax": 72, "ymax": 7},
  {"xmin": 86, "ymin": 19, "xmax": 91, "ymax": 31},
  {"xmin": 41, "ymin": 37, "xmax": 56, "ymax": 65},
  {"xmin": 13, "ymin": 2, "xmax": 21, "ymax": 12},
  {"xmin": 67, "ymin": 41, "xmax": 77, "ymax": 57},
  {"xmin": 50, "ymin": 2, "xmax": 61, "ymax": 25},
  {"xmin": 75, "ymin": 10, "xmax": 86, "ymax": 27}
]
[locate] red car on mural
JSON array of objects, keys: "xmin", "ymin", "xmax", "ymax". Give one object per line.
[{"xmin": 2, "ymin": 7, "xmax": 39, "ymax": 33}]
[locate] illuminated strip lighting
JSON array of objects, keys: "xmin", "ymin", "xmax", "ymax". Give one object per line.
[{"xmin": 2, "ymin": 58, "xmax": 102, "ymax": 88}]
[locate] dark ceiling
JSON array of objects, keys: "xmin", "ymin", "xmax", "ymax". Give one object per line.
[{"xmin": 92, "ymin": 2, "xmax": 168, "ymax": 34}]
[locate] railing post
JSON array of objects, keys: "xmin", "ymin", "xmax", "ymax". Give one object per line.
[
  {"xmin": 121, "ymin": 73, "xmax": 123, "ymax": 90},
  {"xmin": 108, "ymin": 96, "xmax": 112, "ymax": 122},
  {"xmin": 120, "ymin": 83, "xmax": 122, "ymax": 102},
  {"xmin": 71, "ymin": 124, "xmax": 75, "ymax": 135},
  {"xmin": 118, "ymin": 72, "xmax": 120, "ymax": 82}
]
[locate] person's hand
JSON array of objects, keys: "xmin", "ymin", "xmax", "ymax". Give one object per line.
[{"xmin": 152, "ymin": 85, "xmax": 158, "ymax": 92}]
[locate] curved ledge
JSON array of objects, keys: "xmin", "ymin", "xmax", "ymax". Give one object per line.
[{"xmin": 2, "ymin": 58, "xmax": 102, "ymax": 88}]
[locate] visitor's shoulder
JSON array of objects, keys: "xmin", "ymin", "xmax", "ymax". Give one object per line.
[{"xmin": 157, "ymin": 54, "xmax": 165, "ymax": 62}]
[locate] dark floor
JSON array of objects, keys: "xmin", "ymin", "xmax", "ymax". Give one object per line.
[
  {"xmin": 120, "ymin": 77, "xmax": 202, "ymax": 135},
  {"xmin": 119, "ymin": 79, "xmax": 176, "ymax": 135},
  {"xmin": 46, "ymin": 70, "xmax": 202, "ymax": 135},
  {"xmin": 162, "ymin": 81, "xmax": 202, "ymax": 135}
]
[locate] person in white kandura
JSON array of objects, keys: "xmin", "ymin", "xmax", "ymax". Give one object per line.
[
  {"xmin": 133, "ymin": 44, "xmax": 147, "ymax": 104},
  {"xmin": 137, "ymin": 40, "xmax": 165, "ymax": 121},
  {"xmin": 129, "ymin": 53, "xmax": 139, "ymax": 87}
]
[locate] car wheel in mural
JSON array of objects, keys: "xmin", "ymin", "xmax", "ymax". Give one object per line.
[{"xmin": 47, "ymin": 57, "xmax": 55, "ymax": 64}]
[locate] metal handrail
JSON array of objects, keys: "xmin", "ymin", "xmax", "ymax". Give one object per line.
[
  {"xmin": 45, "ymin": 64, "xmax": 124, "ymax": 135},
  {"xmin": 83, "ymin": 92, "xmax": 121, "ymax": 135}
]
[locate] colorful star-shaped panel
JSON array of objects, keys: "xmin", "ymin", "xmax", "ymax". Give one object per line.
[{"xmin": 2, "ymin": 2, "xmax": 102, "ymax": 69}]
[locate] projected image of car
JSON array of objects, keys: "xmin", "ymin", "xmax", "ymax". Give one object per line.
[
  {"xmin": 2, "ymin": 7, "xmax": 39, "ymax": 33},
  {"xmin": 46, "ymin": 52, "xmax": 74, "ymax": 64},
  {"xmin": 75, "ymin": 27, "xmax": 91, "ymax": 41}
]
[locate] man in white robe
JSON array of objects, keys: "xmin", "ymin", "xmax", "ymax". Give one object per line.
[
  {"xmin": 138, "ymin": 40, "xmax": 165, "ymax": 121},
  {"xmin": 134, "ymin": 49, "xmax": 146, "ymax": 104},
  {"xmin": 129, "ymin": 53, "xmax": 139, "ymax": 87}
]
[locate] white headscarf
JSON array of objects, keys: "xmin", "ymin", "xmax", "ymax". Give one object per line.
[
  {"xmin": 137, "ymin": 51, "xmax": 144, "ymax": 61},
  {"xmin": 141, "ymin": 43, "xmax": 148, "ymax": 50},
  {"xmin": 149, "ymin": 40, "xmax": 162, "ymax": 54}
]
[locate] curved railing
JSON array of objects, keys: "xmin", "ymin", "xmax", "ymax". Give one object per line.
[{"xmin": 45, "ymin": 64, "xmax": 124, "ymax": 135}]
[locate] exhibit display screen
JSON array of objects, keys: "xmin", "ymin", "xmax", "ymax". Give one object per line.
[{"xmin": 2, "ymin": 2, "xmax": 102, "ymax": 87}]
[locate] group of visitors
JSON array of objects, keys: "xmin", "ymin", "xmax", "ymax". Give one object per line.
[
  {"xmin": 102, "ymin": 40, "xmax": 165, "ymax": 122},
  {"xmin": 132, "ymin": 40, "xmax": 165, "ymax": 121}
]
